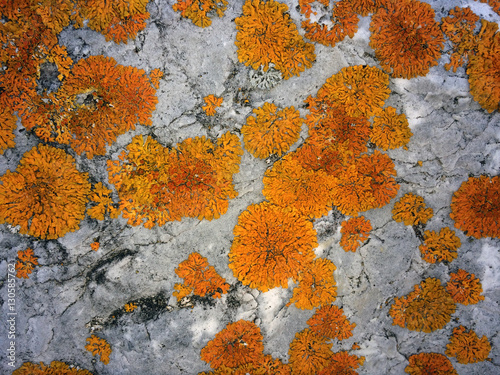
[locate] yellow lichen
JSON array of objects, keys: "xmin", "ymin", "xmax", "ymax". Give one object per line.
[
  {"xmin": 229, "ymin": 202, "xmax": 317, "ymax": 292},
  {"xmin": 242, "ymin": 102, "xmax": 303, "ymax": 159},
  {"xmin": 0, "ymin": 144, "xmax": 91, "ymax": 239},
  {"xmin": 202, "ymin": 94, "xmax": 223, "ymax": 116},
  {"xmin": 235, "ymin": 0, "xmax": 316, "ymax": 80}
]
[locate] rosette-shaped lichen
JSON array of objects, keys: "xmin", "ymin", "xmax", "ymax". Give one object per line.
[
  {"xmin": 419, "ymin": 227, "xmax": 461, "ymax": 264},
  {"xmin": 392, "ymin": 192, "xmax": 433, "ymax": 226},
  {"xmin": 340, "ymin": 216, "xmax": 372, "ymax": 252},
  {"xmin": 450, "ymin": 175, "xmax": 500, "ymax": 238},
  {"xmin": 0, "ymin": 107, "xmax": 16, "ymax": 154},
  {"xmin": 389, "ymin": 278, "xmax": 456, "ymax": 333},
  {"xmin": 229, "ymin": 202, "xmax": 317, "ymax": 292},
  {"xmin": 242, "ymin": 102, "xmax": 303, "ymax": 159},
  {"xmin": 289, "ymin": 258, "xmax": 337, "ymax": 310},
  {"xmin": 107, "ymin": 132, "xmax": 242, "ymax": 228},
  {"xmin": 371, "ymin": 106, "xmax": 412, "ymax": 151},
  {"xmin": 85, "ymin": 335, "xmax": 112, "ymax": 365},
  {"xmin": 369, "ymin": 0, "xmax": 444, "ymax": 78},
  {"xmin": 235, "ymin": 0, "xmax": 316, "ymax": 80},
  {"xmin": 467, "ymin": 20, "xmax": 500, "ymax": 112},
  {"xmin": 22, "ymin": 55, "xmax": 159, "ymax": 158},
  {"xmin": 405, "ymin": 353, "xmax": 457, "ymax": 375},
  {"xmin": 263, "ymin": 155, "xmax": 337, "ymax": 218},
  {"xmin": 200, "ymin": 320, "xmax": 265, "ymax": 370},
  {"xmin": 307, "ymin": 305, "xmax": 356, "ymax": 340},
  {"xmin": 445, "ymin": 325, "xmax": 491, "ymax": 364},
  {"xmin": 15, "ymin": 248, "xmax": 38, "ymax": 279},
  {"xmin": 0, "ymin": 145, "xmax": 91, "ymax": 239},
  {"xmin": 202, "ymin": 94, "xmax": 223, "ymax": 116},
  {"xmin": 173, "ymin": 0, "xmax": 228, "ymax": 27},
  {"xmin": 173, "ymin": 252, "xmax": 230, "ymax": 300},
  {"xmin": 446, "ymin": 269, "xmax": 484, "ymax": 305},
  {"xmin": 73, "ymin": 0, "xmax": 150, "ymax": 43},
  {"xmin": 302, "ymin": 0, "xmax": 359, "ymax": 48},
  {"xmin": 13, "ymin": 360, "xmax": 94, "ymax": 375},
  {"xmin": 440, "ymin": 7, "xmax": 480, "ymax": 72},
  {"xmin": 306, "ymin": 65, "xmax": 390, "ymax": 118},
  {"xmin": 288, "ymin": 328, "xmax": 333, "ymax": 375},
  {"xmin": 317, "ymin": 351, "xmax": 365, "ymax": 375}
]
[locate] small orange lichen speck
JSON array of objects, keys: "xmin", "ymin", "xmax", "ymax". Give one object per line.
[
  {"xmin": 85, "ymin": 334, "xmax": 112, "ymax": 365},
  {"xmin": 174, "ymin": 252, "xmax": 229, "ymax": 300},
  {"xmin": 289, "ymin": 258, "xmax": 337, "ymax": 310},
  {"xmin": 200, "ymin": 320, "xmax": 265, "ymax": 370},
  {"xmin": 392, "ymin": 192, "xmax": 433, "ymax": 226},
  {"xmin": 307, "ymin": 305, "xmax": 356, "ymax": 340},
  {"xmin": 202, "ymin": 94, "xmax": 223, "ymax": 116},
  {"xmin": 389, "ymin": 278, "xmax": 456, "ymax": 333},
  {"xmin": 242, "ymin": 102, "xmax": 303, "ymax": 159},
  {"xmin": 405, "ymin": 353, "xmax": 458, "ymax": 375},
  {"xmin": 369, "ymin": 0, "xmax": 444, "ymax": 78},
  {"xmin": 229, "ymin": 202, "xmax": 317, "ymax": 292},
  {"xmin": 340, "ymin": 216, "xmax": 372, "ymax": 252},
  {"xmin": 419, "ymin": 227, "xmax": 461, "ymax": 263},
  {"xmin": 235, "ymin": 0, "xmax": 315, "ymax": 80},
  {"xmin": 318, "ymin": 351, "xmax": 365, "ymax": 375},
  {"xmin": 445, "ymin": 325, "xmax": 491, "ymax": 364},
  {"xmin": 371, "ymin": 106, "xmax": 412, "ymax": 151},
  {"xmin": 0, "ymin": 144, "xmax": 91, "ymax": 239},
  {"xmin": 450, "ymin": 175, "xmax": 500, "ymax": 239},
  {"xmin": 124, "ymin": 302, "xmax": 138, "ymax": 312},
  {"xmin": 90, "ymin": 242, "xmax": 100, "ymax": 251},
  {"xmin": 288, "ymin": 328, "xmax": 332, "ymax": 375},
  {"xmin": 15, "ymin": 248, "xmax": 39, "ymax": 279},
  {"xmin": 446, "ymin": 269, "xmax": 484, "ymax": 305}
]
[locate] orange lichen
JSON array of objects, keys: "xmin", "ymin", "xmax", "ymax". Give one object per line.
[
  {"xmin": 389, "ymin": 278, "xmax": 456, "ymax": 333},
  {"xmin": 229, "ymin": 202, "xmax": 317, "ymax": 292},
  {"xmin": 331, "ymin": 164, "xmax": 375, "ymax": 216},
  {"xmin": 440, "ymin": 7, "xmax": 480, "ymax": 72},
  {"xmin": 173, "ymin": 0, "xmax": 228, "ymax": 28},
  {"xmin": 90, "ymin": 242, "xmax": 100, "ymax": 251},
  {"xmin": 405, "ymin": 353, "xmax": 457, "ymax": 375},
  {"xmin": 0, "ymin": 107, "xmax": 16, "ymax": 154},
  {"xmin": 85, "ymin": 334, "xmax": 112, "ymax": 365},
  {"xmin": 369, "ymin": 0, "xmax": 444, "ymax": 78},
  {"xmin": 340, "ymin": 216, "xmax": 372, "ymax": 252},
  {"xmin": 0, "ymin": 145, "xmax": 91, "ymax": 239},
  {"xmin": 371, "ymin": 106, "xmax": 412, "ymax": 151},
  {"xmin": 242, "ymin": 102, "xmax": 303, "ymax": 159},
  {"xmin": 15, "ymin": 248, "xmax": 39, "ymax": 279},
  {"xmin": 202, "ymin": 95, "xmax": 223, "ymax": 116},
  {"xmin": 21, "ymin": 55, "xmax": 158, "ymax": 158},
  {"xmin": 307, "ymin": 305, "xmax": 356, "ymax": 340},
  {"xmin": 263, "ymin": 155, "xmax": 336, "ymax": 218},
  {"xmin": 445, "ymin": 325, "xmax": 491, "ymax": 364},
  {"xmin": 317, "ymin": 351, "xmax": 365, "ymax": 375},
  {"xmin": 306, "ymin": 65, "xmax": 390, "ymax": 118},
  {"xmin": 174, "ymin": 252, "xmax": 229, "ymax": 300},
  {"xmin": 149, "ymin": 68, "xmax": 164, "ymax": 89},
  {"xmin": 450, "ymin": 175, "xmax": 500, "ymax": 238},
  {"xmin": 298, "ymin": 0, "xmax": 329, "ymax": 19},
  {"xmin": 302, "ymin": 0, "xmax": 359, "ymax": 48},
  {"xmin": 289, "ymin": 258, "xmax": 337, "ymax": 310},
  {"xmin": 12, "ymin": 360, "xmax": 94, "ymax": 375},
  {"xmin": 392, "ymin": 192, "xmax": 433, "ymax": 226},
  {"xmin": 200, "ymin": 320, "xmax": 265, "ymax": 370},
  {"xmin": 74, "ymin": 0, "xmax": 150, "ymax": 43},
  {"xmin": 348, "ymin": 0, "xmax": 387, "ymax": 16},
  {"xmin": 124, "ymin": 302, "xmax": 138, "ymax": 312},
  {"xmin": 467, "ymin": 20, "xmax": 500, "ymax": 112},
  {"xmin": 87, "ymin": 182, "xmax": 120, "ymax": 221},
  {"xmin": 446, "ymin": 269, "xmax": 484, "ymax": 305},
  {"xmin": 235, "ymin": 0, "xmax": 316, "ymax": 80},
  {"xmin": 419, "ymin": 227, "xmax": 461, "ymax": 263},
  {"xmin": 107, "ymin": 132, "xmax": 242, "ymax": 228},
  {"xmin": 288, "ymin": 328, "xmax": 333, "ymax": 375}
]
